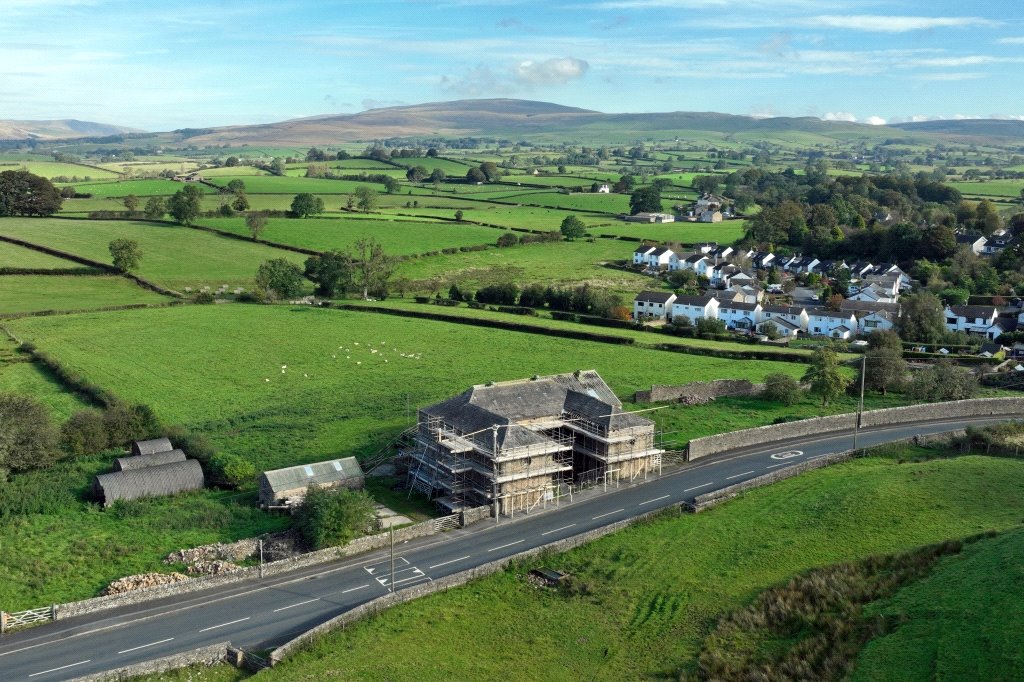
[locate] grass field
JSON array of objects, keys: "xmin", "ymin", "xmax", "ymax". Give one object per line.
[
  {"xmin": 852, "ymin": 528, "xmax": 1024, "ymax": 681},
  {"xmin": 949, "ymin": 180, "xmax": 1024, "ymax": 198},
  {"xmin": 593, "ymin": 220, "xmax": 746, "ymax": 244},
  {"xmin": 0, "ymin": 219, "xmax": 310, "ymax": 291},
  {"xmin": 245, "ymin": 454, "xmax": 1024, "ymax": 681},
  {"xmin": 205, "ymin": 175, "xmax": 389, "ymax": 195},
  {"xmin": 65, "ymin": 179, "xmax": 215, "ymax": 198},
  {"xmin": 6, "ymin": 305, "xmax": 807, "ymax": 472},
  {"xmin": 0, "ymin": 241, "xmax": 86, "ymax": 269},
  {"xmin": 0, "ymin": 275, "xmax": 170, "ymax": 314},
  {"xmin": 0, "ymin": 161, "xmax": 118, "ymax": 180},
  {"xmin": 199, "ymin": 216, "xmax": 500, "ymax": 256},
  {"xmin": 0, "ymin": 339, "xmax": 90, "ymax": 419}
]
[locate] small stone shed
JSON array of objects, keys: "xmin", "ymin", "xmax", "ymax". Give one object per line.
[
  {"xmin": 94, "ymin": 460, "xmax": 205, "ymax": 507},
  {"xmin": 113, "ymin": 449, "xmax": 186, "ymax": 471},
  {"xmin": 131, "ymin": 437, "xmax": 174, "ymax": 457},
  {"xmin": 258, "ymin": 457, "xmax": 365, "ymax": 508}
]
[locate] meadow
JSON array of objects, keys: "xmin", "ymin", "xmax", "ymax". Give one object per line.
[
  {"xmin": 0, "ymin": 339, "xmax": 90, "ymax": 419},
  {"xmin": 61, "ymin": 178, "xmax": 214, "ymax": 198},
  {"xmin": 593, "ymin": 219, "xmax": 746, "ymax": 244},
  {"xmin": 242, "ymin": 454, "xmax": 1024, "ymax": 681},
  {"xmin": 0, "ymin": 275, "xmax": 170, "ymax": 314},
  {"xmin": 1, "ymin": 160, "xmax": 119, "ymax": 180},
  {"xmin": 0, "ymin": 218, "xmax": 310, "ymax": 291},
  {"xmin": 948, "ymin": 179, "xmax": 1024, "ymax": 198},
  {"xmin": 0, "ymin": 240, "xmax": 85, "ymax": 269},
  {"xmin": 205, "ymin": 175, "xmax": 389, "ymax": 195},
  {"xmin": 200, "ymin": 216, "xmax": 501, "ymax": 256}
]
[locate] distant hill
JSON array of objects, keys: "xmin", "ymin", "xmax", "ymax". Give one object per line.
[
  {"xmin": 173, "ymin": 99, "xmax": 892, "ymax": 146},
  {"xmin": 0, "ymin": 119, "xmax": 143, "ymax": 141},
  {"xmin": 888, "ymin": 118, "xmax": 1024, "ymax": 139}
]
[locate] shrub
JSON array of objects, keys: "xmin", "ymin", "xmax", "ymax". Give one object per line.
[
  {"xmin": 60, "ymin": 409, "xmax": 109, "ymax": 457},
  {"xmin": 476, "ymin": 282, "xmax": 520, "ymax": 306},
  {"xmin": 496, "ymin": 232, "xmax": 519, "ymax": 248},
  {"xmin": 294, "ymin": 486, "xmax": 377, "ymax": 549},
  {"xmin": 762, "ymin": 373, "xmax": 801, "ymax": 406},
  {"xmin": 192, "ymin": 291, "xmax": 215, "ymax": 304},
  {"xmin": 0, "ymin": 393, "xmax": 60, "ymax": 473},
  {"xmin": 208, "ymin": 452, "xmax": 256, "ymax": 488},
  {"xmin": 695, "ymin": 317, "xmax": 727, "ymax": 338},
  {"xmin": 102, "ymin": 403, "xmax": 161, "ymax": 448},
  {"xmin": 907, "ymin": 361, "xmax": 977, "ymax": 402},
  {"xmin": 162, "ymin": 425, "xmax": 215, "ymax": 463}
]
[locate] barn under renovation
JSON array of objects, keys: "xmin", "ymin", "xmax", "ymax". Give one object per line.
[{"xmin": 407, "ymin": 370, "xmax": 662, "ymax": 515}]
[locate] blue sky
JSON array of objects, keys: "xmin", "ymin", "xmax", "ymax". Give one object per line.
[{"xmin": 2, "ymin": 0, "xmax": 1023, "ymax": 130}]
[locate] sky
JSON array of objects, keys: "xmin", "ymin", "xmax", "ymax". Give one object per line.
[{"xmin": 2, "ymin": 0, "xmax": 1024, "ymax": 130}]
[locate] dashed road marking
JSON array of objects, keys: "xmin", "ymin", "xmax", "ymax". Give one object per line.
[
  {"xmin": 592, "ymin": 508, "xmax": 624, "ymax": 520},
  {"xmin": 487, "ymin": 539, "xmax": 525, "ymax": 552},
  {"xmin": 726, "ymin": 470, "xmax": 755, "ymax": 480},
  {"xmin": 273, "ymin": 599, "xmax": 319, "ymax": 613},
  {"xmin": 541, "ymin": 524, "xmax": 576, "ymax": 536},
  {"xmin": 199, "ymin": 617, "xmax": 249, "ymax": 633},
  {"xmin": 341, "ymin": 584, "xmax": 370, "ymax": 594},
  {"xmin": 29, "ymin": 660, "xmax": 91, "ymax": 677},
  {"xmin": 684, "ymin": 482, "xmax": 714, "ymax": 492},
  {"xmin": 117, "ymin": 638, "xmax": 174, "ymax": 654},
  {"xmin": 428, "ymin": 556, "xmax": 470, "ymax": 570},
  {"xmin": 639, "ymin": 494, "xmax": 670, "ymax": 506}
]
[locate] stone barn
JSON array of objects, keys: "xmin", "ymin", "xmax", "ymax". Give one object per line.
[
  {"xmin": 258, "ymin": 457, "xmax": 365, "ymax": 508},
  {"xmin": 131, "ymin": 438, "xmax": 174, "ymax": 457},
  {"xmin": 94, "ymin": 460, "xmax": 205, "ymax": 507}
]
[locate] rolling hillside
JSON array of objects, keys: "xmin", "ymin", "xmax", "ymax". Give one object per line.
[{"xmin": 0, "ymin": 119, "xmax": 142, "ymax": 140}]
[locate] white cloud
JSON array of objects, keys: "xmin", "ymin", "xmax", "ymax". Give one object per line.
[
  {"xmin": 822, "ymin": 111, "xmax": 856, "ymax": 122},
  {"xmin": 864, "ymin": 116, "xmax": 887, "ymax": 125},
  {"xmin": 514, "ymin": 57, "xmax": 589, "ymax": 85},
  {"xmin": 997, "ymin": 37, "xmax": 1024, "ymax": 44},
  {"xmin": 808, "ymin": 15, "xmax": 1000, "ymax": 33},
  {"xmin": 915, "ymin": 72, "xmax": 986, "ymax": 81}
]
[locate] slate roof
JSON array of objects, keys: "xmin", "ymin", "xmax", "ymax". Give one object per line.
[
  {"xmin": 94, "ymin": 460, "xmax": 205, "ymax": 506},
  {"xmin": 673, "ymin": 295, "xmax": 717, "ymax": 307},
  {"xmin": 762, "ymin": 304, "xmax": 807, "ymax": 315},
  {"xmin": 113, "ymin": 449, "xmax": 186, "ymax": 472},
  {"xmin": 761, "ymin": 317, "xmax": 801, "ymax": 331},
  {"xmin": 720, "ymin": 301, "xmax": 760, "ymax": 312},
  {"xmin": 634, "ymin": 290, "xmax": 676, "ymax": 304},
  {"xmin": 131, "ymin": 438, "xmax": 173, "ymax": 457},
  {"xmin": 649, "ymin": 246, "xmax": 673, "ymax": 257},
  {"xmin": 949, "ymin": 305, "xmax": 998, "ymax": 319},
  {"xmin": 809, "ymin": 309, "xmax": 857, "ymax": 321},
  {"xmin": 260, "ymin": 457, "xmax": 364, "ymax": 495},
  {"xmin": 840, "ymin": 300, "xmax": 901, "ymax": 314}
]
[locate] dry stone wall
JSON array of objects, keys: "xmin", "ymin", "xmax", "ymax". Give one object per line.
[
  {"xmin": 64, "ymin": 642, "xmax": 229, "ymax": 682},
  {"xmin": 635, "ymin": 379, "xmax": 763, "ymax": 405}
]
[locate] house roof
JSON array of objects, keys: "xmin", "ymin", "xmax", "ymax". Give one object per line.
[
  {"xmin": 809, "ymin": 309, "xmax": 856, "ymax": 321},
  {"xmin": 949, "ymin": 304, "xmax": 997, "ymax": 319},
  {"xmin": 131, "ymin": 437, "xmax": 173, "ymax": 457},
  {"xmin": 673, "ymin": 295, "xmax": 717, "ymax": 307},
  {"xmin": 113, "ymin": 449, "xmax": 186, "ymax": 472},
  {"xmin": 721, "ymin": 301, "xmax": 760, "ymax": 312},
  {"xmin": 956, "ymin": 234, "xmax": 986, "ymax": 244},
  {"xmin": 840, "ymin": 300, "xmax": 901, "ymax": 314},
  {"xmin": 649, "ymin": 246, "xmax": 673, "ymax": 256},
  {"xmin": 634, "ymin": 290, "xmax": 676, "ymax": 304},
  {"xmin": 94, "ymin": 460, "xmax": 205, "ymax": 506},
  {"xmin": 633, "ymin": 245, "xmax": 656, "ymax": 254},
  {"xmin": 762, "ymin": 304, "xmax": 806, "ymax": 315},
  {"xmin": 260, "ymin": 457, "xmax": 364, "ymax": 494},
  {"xmin": 684, "ymin": 253, "xmax": 708, "ymax": 263},
  {"xmin": 834, "ymin": 325, "xmax": 852, "ymax": 333},
  {"xmin": 761, "ymin": 317, "xmax": 801, "ymax": 331}
]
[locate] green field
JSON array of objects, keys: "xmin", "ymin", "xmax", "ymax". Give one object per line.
[
  {"xmin": 853, "ymin": 528, "xmax": 1024, "ymax": 681},
  {"xmin": 65, "ymin": 179, "xmax": 215, "ymax": 198},
  {"xmin": 388, "ymin": 157, "xmax": 474, "ymax": 174},
  {"xmin": 0, "ymin": 275, "xmax": 170, "ymax": 314},
  {"xmin": 0, "ymin": 219, "xmax": 309, "ymax": 291},
  {"xmin": 949, "ymin": 180, "xmax": 1024, "ymax": 198},
  {"xmin": 200, "ymin": 216, "xmax": 500, "ymax": 256},
  {"xmin": 0, "ymin": 161, "xmax": 119, "ymax": 180},
  {"xmin": 0, "ymin": 340, "xmax": 90, "ymax": 419},
  {"xmin": 205, "ymin": 175, "xmax": 389, "ymax": 195},
  {"xmin": 199, "ymin": 166, "xmax": 270, "ymax": 177},
  {"xmin": 0, "ymin": 241, "xmax": 86, "ymax": 269},
  {"xmin": 247, "ymin": 454, "xmax": 1024, "ymax": 681},
  {"xmin": 593, "ymin": 220, "xmax": 746, "ymax": 244}
]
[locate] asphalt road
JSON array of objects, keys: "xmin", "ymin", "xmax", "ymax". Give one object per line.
[{"xmin": 0, "ymin": 415, "xmax": 1013, "ymax": 680}]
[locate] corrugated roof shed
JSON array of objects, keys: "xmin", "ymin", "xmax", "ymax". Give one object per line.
[
  {"xmin": 131, "ymin": 438, "xmax": 173, "ymax": 457},
  {"xmin": 260, "ymin": 457, "xmax": 365, "ymax": 505},
  {"xmin": 113, "ymin": 449, "xmax": 187, "ymax": 471},
  {"xmin": 94, "ymin": 460, "xmax": 205, "ymax": 506}
]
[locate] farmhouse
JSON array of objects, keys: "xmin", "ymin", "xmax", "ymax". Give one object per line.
[
  {"xmin": 94, "ymin": 460, "xmax": 205, "ymax": 507},
  {"xmin": 407, "ymin": 371, "xmax": 662, "ymax": 515},
  {"xmin": 699, "ymin": 210, "xmax": 723, "ymax": 223},
  {"xmin": 258, "ymin": 457, "xmax": 365, "ymax": 508},
  {"xmin": 633, "ymin": 291, "xmax": 677, "ymax": 320}
]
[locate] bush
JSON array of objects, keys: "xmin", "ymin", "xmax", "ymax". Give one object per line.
[
  {"xmin": 475, "ymin": 282, "xmax": 520, "ymax": 306},
  {"xmin": 496, "ymin": 232, "xmax": 519, "ymax": 248},
  {"xmin": 60, "ymin": 409, "xmax": 109, "ymax": 457},
  {"xmin": 294, "ymin": 486, "xmax": 377, "ymax": 550},
  {"xmin": 192, "ymin": 290, "xmax": 215, "ymax": 304},
  {"xmin": 762, "ymin": 373, "xmax": 801, "ymax": 406},
  {"xmin": 907, "ymin": 361, "xmax": 977, "ymax": 402},
  {"xmin": 0, "ymin": 393, "xmax": 60, "ymax": 473},
  {"xmin": 162, "ymin": 425, "xmax": 215, "ymax": 463},
  {"xmin": 695, "ymin": 317, "xmax": 727, "ymax": 338},
  {"xmin": 208, "ymin": 452, "xmax": 256, "ymax": 488}
]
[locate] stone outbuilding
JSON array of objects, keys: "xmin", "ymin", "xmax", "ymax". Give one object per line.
[{"xmin": 258, "ymin": 457, "xmax": 365, "ymax": 508}]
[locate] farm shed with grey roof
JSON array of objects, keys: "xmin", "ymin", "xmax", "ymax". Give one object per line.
[
  {"xmin": 131, "ymin": 438, "xmax": 173, "ymax": 457},
  {"xmin": 94, "ymin": 460, "xmax": 205, "ymax": 507},
  {"xmin": 259, "ymin": 457, "xmax": 365, "ymax": 508},
  {"xmin": 113, "ymin": 449, "xmax": 186, "ymax": 471}
]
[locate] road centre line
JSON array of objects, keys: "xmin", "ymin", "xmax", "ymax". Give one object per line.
[
  {"xmin": 198, "ymin": 617, "xmax": 250, "ymax": 633},
  {"xmin": 273, "ymin": 599, "xmax": 319, "ymax": 613},
  {"xmin": 766, "ymin": 463, "xmax": 788, "ymax": 469},
  {"xmin": 487, "ymin": 539, "xmax": 525, "ymax": 552},
  {"xmin": 541, "ymin": 524, "xmax": 577, "ymax": 536},
  {"xmin": 726, "ymin": 471, "xmax": 755, "ymax": 480},
  {"xmin": 592, "ymin": 508, "xmax": 624, "ymax": 520},
  {"xmin": 117, "ymin": 638, "xmax": 174, "ymax": 654},
  {"xmin": 683, "ymin": 482, "xmax": 713, "ymax": 492},
  {"xmin": 428, "ymin": 556, "xmax": 470, "ymax": 570},
  {"xmin": 29, "ymin": 660, "xmax": 91, "ymax": 677},
  {"xmin": 341, "ymin": 584, "xmax": 370, "ymax": 594},
  {"xmin": 638, "ymin": 494, "xmax": 670, "ymax": 506}
]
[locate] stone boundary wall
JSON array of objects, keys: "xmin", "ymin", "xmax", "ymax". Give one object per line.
[
  {"xmin": 64, "ymin": 642, "xmax": 229, "ymax": 682},
  {"xmin": 460, "ymin": 505, "xmax": 493, "ymax": 526},
  {"xmin": 635, "ymin": 379, "xmax": 764, "ymax": 404},
  {"xmin": 268, "ymin": 506, "xmax": 674, "ymax": 666},
  {"xmin": 686, "ymin": 397, "xmax": 1024, "ymax": 461}
]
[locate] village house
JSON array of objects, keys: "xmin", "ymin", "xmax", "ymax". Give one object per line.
[
  {"xmin": 757, "ymin": 316, "xmax": 802, "ymax": 338},
  {"xmin": 671, "ymin": 294, "xmax": 720, "ymax": 324},
  {"xmin": 750, "ymin": 251, "xmax": 776, "ymax": 269},
  {"xmin": 956, "ymin": 234, "xmax": 988, "ymax": 255},
  {"xmin": 645, "ymin": 246, "xmax": 674, "ymax": 269},
  {"xmin": 944, "ymin": 304, "xmax": 999, "ymax": 337},
  {"xmin": 597, "ymin": 184, "xmax": 610, "ymax": 193},
  {"xmin": 760, "ymin": 304, "xmax": 809, "ymax": 331},
  {"xmin": 718, "ymin": 301, "xmax": 762, "ymax": 331},
  {"xmin": 808, "ymin": 310, "xmax": 858, "ymax": 339},
  {"xmin": 633, "ymin": 291, "xmax": 677, "ymax": 320},
  {"xmin": 699, "ymin": 210, "xmax": 723, "ymax": 223},
  {"xmin": 632, "ymin": 245, "xmax": 656, "ymax": 265}
]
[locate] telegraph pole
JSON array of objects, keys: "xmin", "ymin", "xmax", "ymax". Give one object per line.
[
  {"xmin": 854, "ymin": 355, "xmax": 866, "ymax": 452},
  {"xmin": 389, "ymin": 525, "xmax": 395, "ymax": 593}
]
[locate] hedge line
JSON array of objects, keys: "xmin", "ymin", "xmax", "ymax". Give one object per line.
[
  {"xmin": 0, "ymin": 301, "xmax": 185, "ymax": 320},
  {"xmin": 0, "ymin": 267, "xmax": 100, "ymax": 276},
  {"xmin": 19, "ymin": 342, "xmax": 121, "ymax": 408}
]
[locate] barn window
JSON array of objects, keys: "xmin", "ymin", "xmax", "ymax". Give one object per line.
[{"xmin": 303, "ymin": 466, "xmax": 314, "ymax": 477}]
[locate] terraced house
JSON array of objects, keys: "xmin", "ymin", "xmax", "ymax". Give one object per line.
[{"xmin": 407, "ymin": 371, "xmax": 662, "ymax": 515}]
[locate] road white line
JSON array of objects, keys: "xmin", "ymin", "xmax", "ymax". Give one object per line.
[
  {"xmin": 726, "ymin": 470, "xmax": 755, "ymax": 480},
  {"xmin": 273, "ymin": 599, "xmax": 319, "ymax": 613},
  {"xmin": 428, "ymin": 556, "xmax": 470, "ymax": 569},
  {"xmin": 388, "ymin": 573, "xmax": 428, "ymax": 587},
  {"xmin": 638, "ymin": 494, "xmax": 670, "ymax": 506},
  {"xmin": 117, "ymin": 638, "xmax": 174, "ymax": 654},
  {"xmin": 592, "ymin": 508, "xmax": 624, "ymax": 520},
  {"xmin": 341, "ymin": 584, "xmax": 370, "ymax": 594},
  {"xmin": 198, "ymin": 617, "xmax": 250, "ymax": 633},
  {"xmin": 684, "ymin": 482, "xmax": 714, "ymax": 492},
  {"xmin": 766, "ymin": 463, "xmax": 788, "ymax": 469},
  {"xmin": 29, "ymin": 660, "xmax": 90, "ymax": 677},
  {"xmin": 541, "ymin": 524, "xmax": 577, "ymax": 536},
  {"xmin": 487, "ymin": 539, "xmax": 525, "ymax": 552}
]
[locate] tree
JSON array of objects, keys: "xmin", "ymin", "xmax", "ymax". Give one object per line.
[
  {"xmin": 304, "ymin": 250, "xmax": 354, "ymax": 297},
  {"xmin": 429, "ymin": 169, "xmax": 446, "ymax": 184},
  {"xmin": 255, "ymin": 258, "xmax": 305, "ymax": 299},
  {"xmin": 560, "ymin": 215, "xmax": 587, "ymax": 240},
  {"xmin": 466, "ymin": 167, "xmax": 486, "ymax": 183},
  {"xmin": 406, "ymin": 166, "xmax": 428, "ymax": 183},
  {"xmin": 167, "ymin": 184, "xmax": 203, "ymax": 225},
  {"xmin": 143, "ymin": 196, "xmax": 166, "ymax": 220},
  {"xmin": 762, "ymin": 373, "xmax": 800, "ymax": 405},
  {"xmin": 246, "ymin": 211, "xmax": 268, "ymax": 240},
  {"xmin": 692, "ymin": 175, "xmax": 721, "ymax": 195},
  {"xmin": 291, "ymin": 193, "xmax": 325, "ymax": 218},
  {"xmin": 122, "ymin": 194, "xmax": 139, "ymax": 212},
  {"xmin": 0, "ymin": 393, "xmax": 60, "ymax": 473},
  {"xmin": 294, "ymin": 486, "xmax": 376, "ymax": 550},
  {"xmin": 224, "ymin": 155, "xmax": 240, "ymax": 167},
  {"xmin": 897, "ymin": 292, "xmax": 946, "ymax": 344},
  {"xmin": 226, "ymin": 179, "xmax": 246, "ymax": 194},
  {"xmin": 479, "ymin": 162, "xmax": 501, "ymax": 182},
  {"xmin": 761, "ymin": 321, "xmax": 782, "ymax": 340},
  {"xmin": 232, "ymin": 193, "xmax": 250, "ymax": 211},
  {"xmin": 60, "ymin": 409, "xmax": 108, "ymax": 457},
  {"xmin": 629, "ymin": 186, "xmax": 662, "ymax": 215},
  {"xmin": 908, "ymin": 361, "xmax": 977, "ymax": 402},
  {"xmin": 0, "ymin": 170, "xmax": 62, "ymax": 216},
  {"xmin": 862, "ymin": 347, "xmax": 907, "ymax": 395},
  {"xmin": 695, "ymin": 317, "xmax": 727, "ymax": 337},
  {"xmin": 101, "ymin": 403, "xmax": 159, "ymax": 449},
  {"xmin": 497, "ymin": 232, "xmax": 518, "ymax": 247},
  {"xmin": 354, "ymin": 186, "xmax": 378, "ymax": 213},
  {"xmin": 454, "ymin": 209, "xmax": 464, "ymax": 222},
  {"xmin": 353, "ymin": 237, "xmax": 395, "ymax": 299},
  {"xmin": 109, "ymin": 238, "xmax": 142, "ymax": 272},
  {"xmin": 803, "ymin": 348, "xmax": 851, "ymax": 406},
  {"xmin": 382, "ymin": 176, "xmax": 400, "ymax": 194}
]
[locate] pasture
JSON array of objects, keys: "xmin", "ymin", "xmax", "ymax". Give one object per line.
[
  {"xmin": 63, "ymin": 178, "xmax": 213, "ymax": 198},
  {"xmin": 948, "ymin": 179, "xmax": 1024, "ymax": 198},
  {"xmin": 593, "ymin": 219, "xmax": 746, "ymax": 244},
  {"xmin": 0, "ymin": 218, "xmax": 310, "ymax": 291},
  {"xmin": 0, "ymin": 161, "xmax": 118, "ymax": 180},
  {"xmin": 0, "ymin": 339, "xmax": 90, "ymax": 419},
  {"xmin": 0, "ymin": 275, "xmax": 169, "ymax": 314},
  {"xmin": 204, "ymin": 175, "xmax": 389, "ymax": 195},
  {"xmin": 0, "ymin": 240, "xmax": 86, "ymax": 269}
]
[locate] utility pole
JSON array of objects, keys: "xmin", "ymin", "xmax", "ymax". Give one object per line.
[
  {"xmin": 389, "ymin": 525, "xmax": 395, "ymax": 593},
  {"xmin": 854, "ymin": 355, "xmax": 866, "ymax": 452},
  {"xmin": 258, "ymin": 539, "xmax": 264, "ymax": 579}
]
